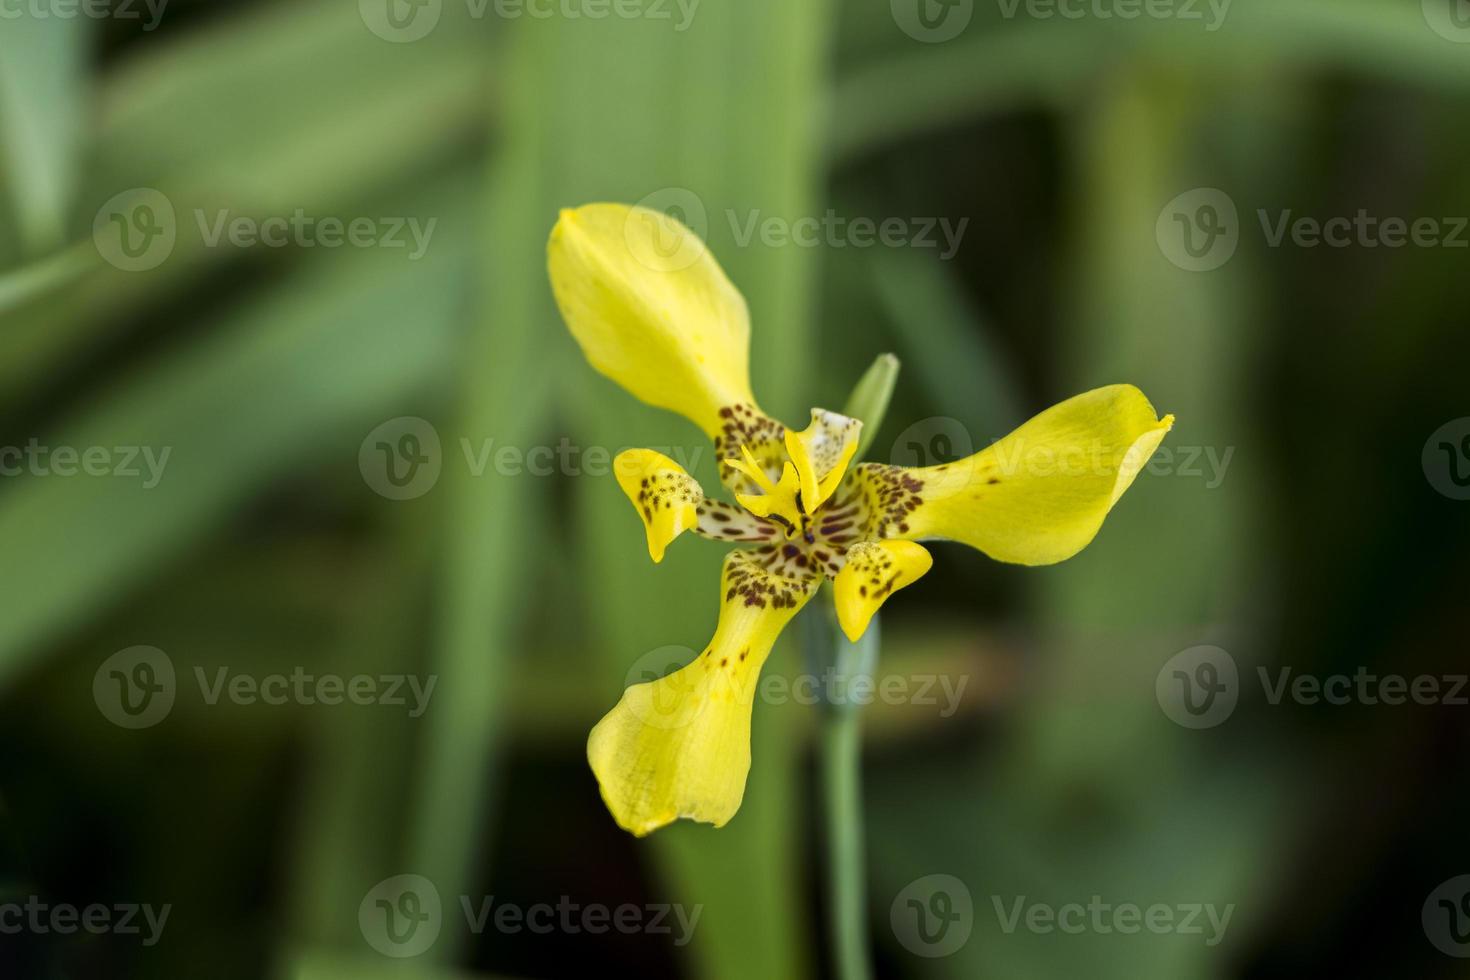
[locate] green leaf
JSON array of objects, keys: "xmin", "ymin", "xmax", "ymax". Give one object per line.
[
  {"xmin": 0, "ymin": 182, "xmax": 471, "ymax": 690},
  {"xmin": 842, "ymin": 353, "xmax": 900, "ymax": 460},
  {"xmin": 0, "ymin": 13, "xmax": 86, "ymax": 258}
]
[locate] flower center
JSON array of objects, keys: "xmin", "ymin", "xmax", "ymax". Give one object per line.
[{"xmin": 719, "ymin": 406, "xmax": 863, "ymax": 547}]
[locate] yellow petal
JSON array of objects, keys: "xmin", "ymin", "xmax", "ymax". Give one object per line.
[
  {"xmin": 733, "ymin": 462, "xmax": 803, "ymax": 536},
  {"xmin": 833, "ymin": 540, "xmax": 933, "ymax": 642},
  {"xmin": 587, "ymin": 551, "xmax": 819, "ymax": 836},
  {"xmin": 783, "ymin": 409, "xmax": 862, "ymax": 512},
  {"xmin": 851, "ymin": 384, "xmax": 1173, "ymax": 566},
  {"xmin": 613, "ymin": 449, "xmax": 703, "ymax": 563},
  {"xmin": 548, "ymin": 204, "xmax": 757, "ymax": 437}
]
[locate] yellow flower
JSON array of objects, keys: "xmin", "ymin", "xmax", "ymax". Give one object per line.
[{"xmin": 548, "ymin": 203, "xmax": 1174, "ymax": 836}]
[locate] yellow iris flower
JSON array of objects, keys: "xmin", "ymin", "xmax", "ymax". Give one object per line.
[{"xmin": 548, "ymin": 203, "xmax": 1174, "ymax": 837}]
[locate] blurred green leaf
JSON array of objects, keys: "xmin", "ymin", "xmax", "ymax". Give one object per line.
[
  {"xmin": 832, "ymin": 0, "xmax": 1470, "ymax": 164},
  {"xmin": 869, "ymin": 247, "xmax": 1024, "ymax": 438},
  {"xmin": 0, "ymin": 13, "xmax": 85, "ymax": 258},
  {"xmin": 0, "ymin": 179, "xmax": 472, "ymax": 690}
]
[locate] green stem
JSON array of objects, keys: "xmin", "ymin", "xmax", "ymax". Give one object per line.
[{"xmin": 807, "ymin": 598, "xmax": 877, "ymax": 980}]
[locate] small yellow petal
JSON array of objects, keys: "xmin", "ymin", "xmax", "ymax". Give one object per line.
[
  {"xmin": 850, "ymin": 384, "xmax": 1172, "ymax": 566},
  {"xmin": 548, "ymin": 204, "xmax": 757, "ymax": 436},
  {"xmin": 613, "ymin": 449, "xmax": 701, "ymax": 563},
  {"xmin": 784, "ymin": 409, "xmax": 862, "ymax": 513},
  {"xmin": 833, "ymin": 540, "xmax": 933, "ymax": 642},
  {"xmin": 587, "ymin": 552, "xmax": 819, "ymax": 836}
]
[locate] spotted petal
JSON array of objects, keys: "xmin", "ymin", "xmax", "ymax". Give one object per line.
[
  {"xmin": 614, "ymin": 449, "xmax": 779, "ymax": 562},
  {"xmin": 846, "ymin": 385, "xmax": 1173, "ymax": 566},
  {"xmin": 833, "ymin": 540, "xmax": 933, "ymax": 642},
  {"xmin": 549, "ymin": 204, "xmax": 757, "ymax": 437},
  {"xmin": 586, "ymin": 551, "xmax": 819, "ymax": 836}
]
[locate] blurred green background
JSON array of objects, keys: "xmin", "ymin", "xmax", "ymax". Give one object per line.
[{"xmin": 2, "ymin": 0, "xmax": 1469, "ymax": 976}]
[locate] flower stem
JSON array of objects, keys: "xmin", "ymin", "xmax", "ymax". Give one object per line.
[{"xmin": 806, "ymin": 597, "xmax": 877, "ymax": 980}]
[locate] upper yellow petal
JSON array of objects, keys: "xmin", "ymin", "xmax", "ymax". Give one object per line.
[
  {"xmin": 586, "ymin": 552, "xmax": 819, "ymax": 836},
  {"xmin": 849, "ymin": 384, "xmax": 1173, "ymax": 566},
  {"xmin": 786, "ymin": 408, "xmax": 862, "ymax": 510},
  {"xmin": 548, "ymin": 204, "xmax": 756, "ymax": 436}
]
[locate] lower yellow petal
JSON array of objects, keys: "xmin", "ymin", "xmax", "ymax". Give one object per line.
[
  {"xmin": 833, "ymin": 540, "xmax": 933, "ymax": 642},
  {"xmin": 587, "ymin": 551, "xmax": 819, "ymax": 836},
  {"xmin": 849, "ymin": 384, "xmax": 1173, "ymax": 566}
]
